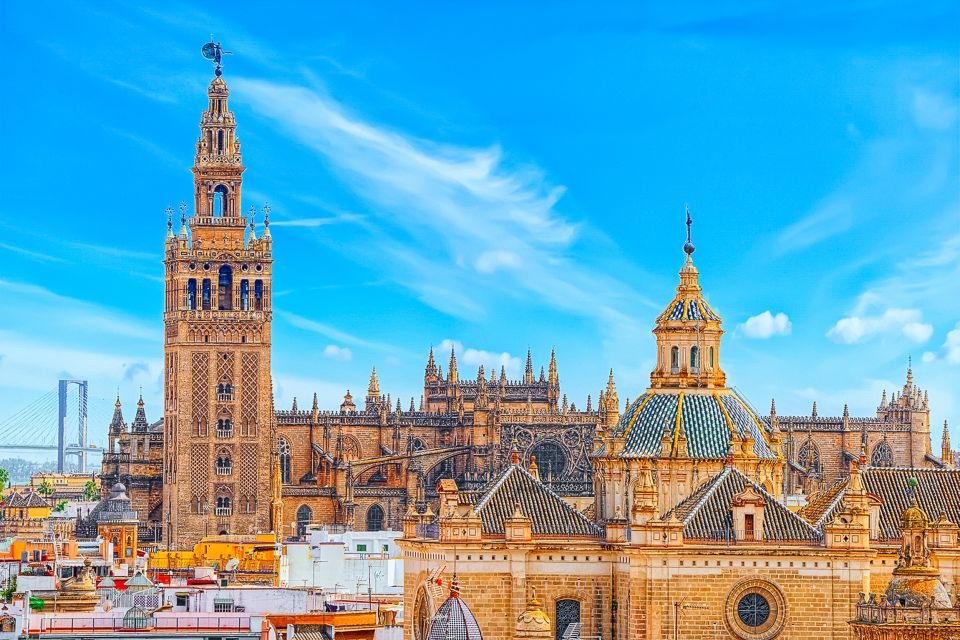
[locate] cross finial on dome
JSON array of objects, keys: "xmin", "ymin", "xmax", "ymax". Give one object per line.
[{"xmin": 683, "ymin": 204, "xmax": 695, "ymax": 257}]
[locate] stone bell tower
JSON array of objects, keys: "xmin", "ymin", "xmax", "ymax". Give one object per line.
[{"xmin": 162, "ymin": 61, "xmax": 275, "ymax": 548}]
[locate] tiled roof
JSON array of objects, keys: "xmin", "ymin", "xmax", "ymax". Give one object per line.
[
  {"xmin": 663, "ymin": 467, "xmax": 822, "ymax": 543},
  {"xmin": 5, "ymin": 491, "xmax": 50, "ymax": 509},
  {"xmin": 658, "ymin": 297, "xmax": 721, "ymax": 322},
  {"xmin": 614, "ymin": 390, "xmax": 776, "ymax": 459},
  {"xmin": 798, "ymin": 477, "xmax": 849, "ymax": 527},
  {"xmin": 860, "ymin": 468, "xmax": 960, "ymax": 540},
  {"xmin": 473, "ymin": 465, "xmax": 602, "ymax": 538}
]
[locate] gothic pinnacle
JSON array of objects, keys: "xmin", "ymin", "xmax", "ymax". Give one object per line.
[
  {"xmin": 448, "ymin": 347, "xmax": 458, "ymax": 383},
  {"xmin": 548, "ymin": 347, "xmax": 558, "ymax": 385},
  {"xmin": 368, "ymin": 367, "xmax": 380, "ymax": 397},
  {"xmin": 524, "ymin": 348, "xmax": 534, "ymax": 383}
]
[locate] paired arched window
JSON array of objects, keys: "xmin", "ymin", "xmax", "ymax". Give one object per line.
[
  {"xmin": 690, "ymin": 346, "xmax": 700, "ymax": 370},
  {"xmin": 218, "ymin": 266, "xmax": 233, "ymax": 310},
  {"xmin": 871, "ymin": 440, "xmax": 894, "ymax": 467},
  {"xmin": 278, "ymin": 438, "xmax": 291, "ymax": 484},
  {"xmin": 240, "ymin": 279, "xmax": 249, "ymax": 310},
  {"xmin": 555, "ymin": 599, "xmax": 581, "ymax": 640},
  {"xmin": 216, "ymin": 418, "xmax": 232, "ymax": 437},
  {"xmin": 670, "ymin": 346, "xmax": 680, "ymax": 371},
  {"xmin": 254, "ymin": 280, "xmax": 264, "ymax": 310},
  {"xmin": 201, "ymin": 279, "xmax": 212, "ymax": 310},
  {"xmin": 296, "ymin": 504, "xmax": 313, "ymax": 537},
  {"xmin": 215, "ymin": 453, "xmax": 233, "ymax": 476},
  {"xmin": 215, "ymin": 496, "xmax": 232, "ymax": 515},
  {"xmin": 366, "ymin": 504, "xmax": 385, "ymax": 532}
]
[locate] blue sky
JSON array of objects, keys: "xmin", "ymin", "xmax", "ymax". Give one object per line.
[{"xmin": 1, "ymin": 1, "xmax": 958, "ymax": 455}]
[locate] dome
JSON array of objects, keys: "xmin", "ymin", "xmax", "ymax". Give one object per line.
[
  {"xmin": 516, "ymin": 598, "xmax": 551, "ymax": 635},
  {"xmin": 901, "ymin": 499, "xmax": 928, "ymax": 529},
  {"xmin": 884, "ymin": 575, "xmax": 952, "ymax": 608},
  {"xmin": 427, "ymin": 582, "xmax": 482, "ymax": 640},
  {"xmin": 613, "ymin": 390, "xmax": 776, "ymax": 459},
  {"xmin": 109, "ymin": 483, "xmax": 127, "ymax": 499}
]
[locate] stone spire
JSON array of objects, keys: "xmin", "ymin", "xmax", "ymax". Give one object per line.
[
  {"xmin": 425, "ymin": 346, "xmax": 437, "ymax": 378},
  {"xmin": 548, "ymin": 348, "xmax": 558, "ymax": 386},
  {"xmin": 109, "ymin": 396, "xmax": 126, "ymax": 435},
  {"xmin": 368, "ymin": 367, "xmax": 380, "ymax": 397},
  {"xmin": 943, "ymin": 421, "xmax": 953, "ymax": 468},
  {"xmin": 448, "ymin": 347, "xmax": 458, "ymax": 383},
  {"xmin": 131, "ymin": 393, "xmax": 149, "ymax": 432},
  {"xmin": 524, "ymin": 348, "xmax": 534, "ymax": 384},
  {"xmin": 586, "ymin": 394, "xmax": 592, "ymax": 412},
  {"xmin": 811, "ymin": 401, "xmax": 818, "ymax": 419}
]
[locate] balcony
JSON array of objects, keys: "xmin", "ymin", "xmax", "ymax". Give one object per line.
[
  {"xmin": 215, "ymin": 466, "xmax": 233, "ymax": 476},
  {"xmin": 217, "ymin": 393, "xmax": 234, "ymax": 402},
  {"xmin": 216, "ymin": 428, "xmax": 234, "ymax": 438},
  {"xmin": 215, "ymin": 507, "xmax": 232, "ymax": 517}
]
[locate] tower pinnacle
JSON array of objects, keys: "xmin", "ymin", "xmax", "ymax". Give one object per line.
[{"xmin": 683, "ymin": 204, "xmax": 695, "ymax": 257}]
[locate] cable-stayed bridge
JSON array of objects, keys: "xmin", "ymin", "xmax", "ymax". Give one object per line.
[{"xmin": 0, "ymin": 380, "xmax": 109, "ymax": 472}]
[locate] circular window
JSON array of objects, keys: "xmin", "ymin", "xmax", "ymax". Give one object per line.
[
  {"xmin": 241, "ymin": 264, "xmax": 248, "ymax": 272},
  {"xmin": 724, "ymin": 578, "xmax": 785, "ymax": 640},
  {"xmin": 189, "ymin": 262, "xmax": 196, "ymax": 270},
  {"xmin": 737, "ymin": 593, "xmax": 770, "ymax": 627},
  {"xmin": 203, "ymin": 262, "xmax": 210, "ymax": 271},
  {"xmin": 255, "ymin": 264, "xmax": 263, "ymax": 272}
]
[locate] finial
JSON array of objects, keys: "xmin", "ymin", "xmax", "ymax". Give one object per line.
[
  {"xmin": 166, "ymin": 206, "xmax": 174, "ymax": 232},
  {"xmin": 683, "ymin": 204, "xmax": 695, "ymax": 257},
  {"xmin": 263, "ymin": 202, "xmax": 271, "ymax": 227},
  {"xmin": 201, "ymin": 37, "xmax": 232, "ymax": 77}
]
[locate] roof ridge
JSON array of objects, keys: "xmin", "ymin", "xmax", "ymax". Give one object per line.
[
  {"xmin": 677, "ymin": 466, "xmax": 731, "ymax": 526},
  {"xmin": 474, "ymin": 464, "xmax": 520, "ymax": 512},
  {"xmin": 511, "ymin": 465, "xmax": 602, "ymax": 533},
  {"xmin": 728, "ymin": 467, "xmax": 821, "ymax": 537},
  {"xmin": 814, "ymin": 479, "xmax": 850, "ymax": 529}
]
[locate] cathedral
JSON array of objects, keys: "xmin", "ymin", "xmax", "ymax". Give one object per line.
[{"xmin": 101, "ymin": 65, "xmax": 606, "ymax": 545}]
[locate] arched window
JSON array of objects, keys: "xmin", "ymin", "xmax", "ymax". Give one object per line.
[
  {"xmin": 530, "ymin": 441, "xmax": 567, "ymax": 479},
  {"xmin": 797, "ymin": 441, "xmax": 822, "ymax": 475},
  {"xmin": 871, "ymin": 440, "xmax": 894, "ymax": 467},
  {"xmin": 187, "ymin": 279, "xmax": 197, "ymax": 310},
  {"xmin": 216, "ymin": 419, "xmax": 232, "ymax": 437},
  {"xmin": 217, "ymin": 266, "xmax": 233, "ymax": 310},
  {"xmin": 217, "ymin": 130, "xmax": 224, "ymax": 154},
  {"xmin": 296, "ymin": 504, "xmax": 312, "ymax": 537},
  {"xmin": 254, "ymin": 280, "xmax": 264, "ymax": 310},
  {"xmin": 215, "ymin": 453, "xmax": 232, "ymax": 476},
  {"xmin": 555, "ymin": 599, "xmax": 581, "ymax": 640},
  {"xmin": 366, "ymin": 504, "xmax": 385, "ymax": 532},
  {"xmin": 690, "ymin": 346, "xmax": 700, "ymax": 370},
  {"xmin": 213, "ymin": 185, "xmax": 228, "ymax": 216},
  {"xmin": 670, "ymin": 346, "xmax": 680, "ymax": 371},
  {"xmin": 278, "ymin": 438, "xmax": 291, "ymax": 484},
  {"xmin": 240, "ymin": 279, "xmax": 249, "ymax": 310},
  {"xmin": 201, "ymin": 279, "xmax": 212, "ymax": 310},
  {"xmin": 215, "ymin": 496, "xmax": 232, "ymax": 516},
  {"xmin": 367, "ymin": 469, "xmax": 387, "ymax": 485},
  {"xmin": 709, "ymin": 346, "xmax": 715, "ymax": 368},
  {"xmin": 408, "ymin": 438, "xmax": 427, "ymax": 452}
]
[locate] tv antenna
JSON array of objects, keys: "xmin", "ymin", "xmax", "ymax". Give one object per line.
[{"xmin": 201, "ymin": 36, "xmax": 232, "ymax": 76}]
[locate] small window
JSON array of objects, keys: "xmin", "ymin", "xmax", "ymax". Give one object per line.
[
  {"xmin": 214, "ymin": 600, "xmax": 234, "ymax": 613},
  {"xmin": 744, "ymin": 514, "xmax": 755, "ymax": 540},
  {"xmin": 709, "ymin": 346, "xmax": 715, "ymax": 368},
  {"xmin": 690, "ymin": 346, "xmax": 700, "ymax": 370},
  {"xmin": 187, "ymin": 279, "xmax": 197, "ymax": 310},
  {"xmin": 175, "ymin": 595, "xmax": 187, "ymax": 607},
  {"xmin": 670, "ymin": 346, "xmax": 680, "ymax": 371},
  {"xmin": 356, "ymin": 544, "xmax": 367, "ymax": 552},
  {"xmin": 202, "ymin": 279, "xmax": 212, "ymax": 310},
  {"xmin": 254, "ymin": 280, "xmax": 264, "ymax": 310},
  {"xmin": 240, "ymin": 279, "xmax": 249, "ymax": 310}
]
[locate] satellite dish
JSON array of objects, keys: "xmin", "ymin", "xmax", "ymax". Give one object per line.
[
  {"xmin": 201, "ymin": 42, "xmax": 218, "ymax": 61},
  {"xmin": 224, "ymin": 557, "xmax": 240, "ymax": 572}
]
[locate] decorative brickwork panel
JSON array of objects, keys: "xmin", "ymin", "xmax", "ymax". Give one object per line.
[
  {"xmin": 239, "ymin": 443, "xmax": 259, "ymax": 513},
  {"xmin": 241, "ymin": 353, "xmax": 258, "ymax": 436},
  {"xmin": 217, "ymin": 351, "xmax": 235, "ymax": 385},
  {"xmin": 192, "ymin": 352, "xmax": 209, "ymax": 436},
  {"xmin": 191, "ymin": 444, "xmax": 209, "ymax": 505}
]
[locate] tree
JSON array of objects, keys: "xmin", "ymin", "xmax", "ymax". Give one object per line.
[
  {"xmin": 0, "ymin": 468, "xmax": 8, "ymax": 489},
  {"xmin": 82, "ymin": 480, "xmax": 99, "ymax": 502},
  {"xmin": 53, "ymin": 500, "xmax": 68, "ymax": 512},
  {"xmin": 37, "ymin": 480, "xmax": 53, "ymax": 497}
]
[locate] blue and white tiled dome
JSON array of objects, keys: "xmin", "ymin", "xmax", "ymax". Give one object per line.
[
  {"xmin": 613, "ymin": 390, "xmax": 776, "ymax": 459},
  {"xmin": 427, "ymin": 580, "xmax": 483, "ymax": 640}
]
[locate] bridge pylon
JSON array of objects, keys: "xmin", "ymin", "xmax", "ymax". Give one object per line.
[{"xmin": 58, "ymin": 379, "xmax": 88, "ymax": 473}]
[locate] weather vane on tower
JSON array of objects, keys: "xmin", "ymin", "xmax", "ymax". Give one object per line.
[
  {"xmin": 683, "ymin": 204, "xmax": 695, "ymax": 257},
  {"xmin": 201, "ymin": 36, "xmax": 232, "ymax": 76}
]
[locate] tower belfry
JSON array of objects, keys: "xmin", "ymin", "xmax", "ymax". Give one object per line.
[{"xmin": 162, "ymin": 43, "xmax": 275, "ymax": 548}]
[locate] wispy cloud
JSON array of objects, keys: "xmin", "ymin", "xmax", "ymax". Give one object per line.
[
  {"xmin": 231, "ymin": 77, "xmax": 655, "ymax": 335},
  {"xmin": 0, "ymin": 242, "xmax": 67, "ymax": 264},
  {"xmin": 827, "ymin": 302, "xmax": 932, "ymax": 345},
  {"xmin": 277, "ymin": 310, "xmax": 394, "ymax": 352},
  {"xmin": 323, "ymin": 345, "xmax": 353, "ymax": 361},
  {"xmin": 270, "ymin": 213, "xmax": 365, "ymax": 228}
]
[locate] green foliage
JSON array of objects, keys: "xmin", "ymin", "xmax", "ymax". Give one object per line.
[
  {"xmin": 1, "ymin": 576, "xmax": 16, "ymax": 602},
  {"xmin": 29, "ymin": 596, "xmax": 44, "ymax": 611},
  {"xmin": 37, "ymin": 480, "xmax": 54, "ymax": 496},
  {"xmin": 82, "ymin": 480, "xmax": 99, "ymax": 502},
  {"xmin": 0, "ymin": 468, "xmax": 9, "ymax": 489},
  {"xmin": 53, "ymin": 500, "xmax": 68, "ymax": 512}
]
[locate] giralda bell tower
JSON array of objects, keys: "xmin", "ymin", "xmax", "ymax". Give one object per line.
[{"xmin": 162, "ymin": 49, "xmax": 275, "ymax": 548}]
